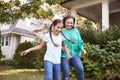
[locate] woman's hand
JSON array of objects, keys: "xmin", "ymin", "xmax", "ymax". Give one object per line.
[
  {"xmin": 82, "ymin": 49, "xmax": 87, "ymax": 55},
  {"xmin": 20, "ymin": 50, "xmax": 30, "ymax": 56}
]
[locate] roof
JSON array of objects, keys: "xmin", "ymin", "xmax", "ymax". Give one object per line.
[
  {"xmin": 1, "ymin": 20, "xmax": 34, "ymax": 37},
  {"xmin": 61, "ymin": 0, "xmax": 120, "ymax": 25},
  {"xmin": 1, "ymin": 27, "xmax": 33, "ymax": 36}
]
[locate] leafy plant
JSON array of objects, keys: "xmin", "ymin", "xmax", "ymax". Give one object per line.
[
  {"xmin": 35, "ymin": 46, "xmax": 46, "ymax": 70},
  {"xmin": 70, "ymin": 39, "xmax": 120, "ymax": 80},
  {"xmin": 79, "ymin": 25, "xmax": 120, "ymax": 48},
  {"xmin": 81, "ymin": 41, "xmax": 120, "ymax": 80},
  {"xmin": 13, "ymin": 42, "xmax": 38, "ymax": 68},
  {"xmin": 0, "ymin": 47, "xmax": 2, "ymax": 60}
]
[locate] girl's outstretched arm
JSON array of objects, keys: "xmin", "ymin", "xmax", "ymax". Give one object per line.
[{"xmin": 21, "ymin": 41, "xmax": 46, "ymax": 56}]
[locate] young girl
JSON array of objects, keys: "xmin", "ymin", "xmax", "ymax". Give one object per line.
[{"xmin": 20, "ymin": 19, "xmax": 70, "ymax": 80}]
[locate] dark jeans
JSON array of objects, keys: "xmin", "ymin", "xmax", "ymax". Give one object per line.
[{"xmin": 61, "ymin": 54, "xmax": 84, "ymax": 80}]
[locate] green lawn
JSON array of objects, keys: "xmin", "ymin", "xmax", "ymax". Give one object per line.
[
  {"xmin": 0, "ymin": 66, "xmax": 43, "ymax": 80},
  {"xmin": 0, "ymin": 66, "xmax": 75, "ymax": 80}
]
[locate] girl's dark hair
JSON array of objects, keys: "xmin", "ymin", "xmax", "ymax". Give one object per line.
[
  {"xmin": 63, "ymin": 15, "xmax": 75, "ymax": 28},
  {"xmin": 49, "ymin": 19, "xmax": 62, "ymax": 47},
  {"xmin": 61, "ymin": 31, "xmax": 76, "ymax": 44}
]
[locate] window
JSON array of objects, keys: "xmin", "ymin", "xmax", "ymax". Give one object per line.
[
  {"xmin": 1, "ymin": 36, "xmax": 11, "ymax": 46},
  {"xmin": 5, "ymin": 36, "xmax": 9, "ymax": 46},
  {"xmin": 1, "ymin": 37, "xmax": 4, "ymax": 46}
]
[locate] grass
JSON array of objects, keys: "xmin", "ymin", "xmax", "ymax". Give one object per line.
[
  {"xmin": 0, "ymin": 66, "xmax": 75, "ymax": 80},
  {"xmin": 0, "ymin": 66, "xmax": 43, "ymax": 80}
]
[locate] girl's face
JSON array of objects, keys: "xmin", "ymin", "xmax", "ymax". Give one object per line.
[
  {"xmin": 65, "ymin": 18, "xmax": 74, "ymax": 29},
  {"xmin": 53, "ymin": 23, "xmax": 63, "ymax": 35}
]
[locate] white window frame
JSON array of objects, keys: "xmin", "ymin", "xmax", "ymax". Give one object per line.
[{"xmin": 1, "ymin": 36, "xmax": 11, "ymax": 46}]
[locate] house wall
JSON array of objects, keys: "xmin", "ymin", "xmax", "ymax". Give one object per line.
[
  {"xmin": 110, "ymin": 12, "xmax": 120, "ymax": 26},
  {"xmin": 1, "ymin": 34, "xmax": 35, "ymax": 59},
  {"xmin": 1, "ymin": 34, "xmax": 13, "ymax": 59},
  {"xmin": 11, "ymin": 34, "xmax": 20, "ymax": 59},
  {"xmin": 20, "ymin": 36, "xmax": 35, "ymax": 43},
  {"xmin": 1, "ymin": 34, "xmax": 21, "ymax": 59},
  {"xmin": 1, "ymin": 46, "xmax": 12, "ymax": 59}
]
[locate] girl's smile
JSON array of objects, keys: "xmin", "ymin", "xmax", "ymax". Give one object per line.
[
  {"xmin": 65, "ymin": 18, "xmax": 74, "ymax": 30},
  {"xmin": 53, "ymin": 23, "xmax": 63, "ymax": 35}
]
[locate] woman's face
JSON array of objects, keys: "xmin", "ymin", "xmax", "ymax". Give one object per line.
[
  {"xmin": 65, "ymin": 18, "xmax": 74, "ymax": 29},
  {"xmin": 53, "ymin": 23, "xmax": 63, "ymax": 35}
]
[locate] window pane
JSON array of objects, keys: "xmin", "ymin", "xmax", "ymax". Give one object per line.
[
  {"xmin": 5, "ymin": 36, "xmax": 8, "ymax": 46},
  {"xmin": 1, "ymin": 37, "xmax": 4, "ymax": 46}
]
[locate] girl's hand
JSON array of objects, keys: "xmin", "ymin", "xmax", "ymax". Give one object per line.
[
  {"xmin": 66, "ymin": 54, "xmax": 71, "ymax": 60},
  {"xmin": 20, "ymin": 50, "xmax": 30, "ymax": 56}
]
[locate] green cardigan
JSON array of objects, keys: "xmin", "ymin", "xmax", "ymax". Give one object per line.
[{"xmin": 61, "ymin": 28, "xmax": 84, "ymax": 58}]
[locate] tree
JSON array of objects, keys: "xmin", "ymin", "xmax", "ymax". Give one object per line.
[
  {"xmin": 0, "ymin": 30, "xmax": 2, "ymax": 60},
  {"xmin": 52, "ymin": 4, "xmax": 70, "ymax": 16},
  {"xmin": 0, "ymin": 0, "xmax": 65, "ymax": 24}
]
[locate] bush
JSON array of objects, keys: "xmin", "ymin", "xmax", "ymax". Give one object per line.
[
  {"xmin": 78, "ymin": 28, "xmax": 98, "ymax": 44},
  {"xmin": 79, "ymin": 25, "xmax": 120, "ymax": 47},
  {"xmin": 35, "ymin": 46, "xmax": 46, "ymax": 70},
  {"xmin": 70, "ymin": 39, "xmax": 120, "ymax": 80},
  {"xmin": 0, "ymin": 59, "xmax": 14, "ymax": 66},
  {"xmin": 82, "ymin": 40, "xmax": 120, "ymax": 80},
  {"xmin": 105, "ymin": 39, "xmax": 120, "ymax": 53},
  {"xmin": 0, "ymin": 47, "xmax": 2, "ymax": 60},
  {"xmin": 13, "ymin": 42, "xmax": 38, "ymax": 68}
]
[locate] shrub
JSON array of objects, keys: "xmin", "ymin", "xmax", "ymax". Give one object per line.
[
  {"xmin": 105, "ymin": 39, "xmax": 120, "ymax": 53},
  {"xmin": 82, "ymin": 40, "xmax": 120, "ymax": 80},
  {"xmin": 78, "ymin": 28, "xmax": 98, "ymax": 44},
  {"xmin": 70, "ymin": 39, "xmax": 120, "ymax": 80},
  {"xmin": 79, "ymin": 25, "xmax": 120, "ymax": 47},
  {"xmin": 0, "ymin": 59, "xmax": 14, "ymax": 66},
  {"xmin": 0, "ymin": 47, "xmax": 2, "ymax": 60},
  {"xmin": 35, "ymin": 46, "xmax": 46, "ymax": 70},
  {"xmin": 13, "ymin": 42, "xmax": 38, "ymax": 68}
]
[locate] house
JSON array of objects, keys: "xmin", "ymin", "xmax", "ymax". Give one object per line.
[
  {"xmin": 61, "ymin": 0, "xmax": 120, "ymax": 31},
  {"xmin": 1, "ymin": 19, "xmax": 36, "ymax": 59},
  {"xmin": 1, "ymin": 18, "xmax": 52, "ymax": 59}
]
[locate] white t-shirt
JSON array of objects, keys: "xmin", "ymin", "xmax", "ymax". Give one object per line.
[{"xmin": 43, "ymin": 33, "xmax": 65, "ymax": 64}]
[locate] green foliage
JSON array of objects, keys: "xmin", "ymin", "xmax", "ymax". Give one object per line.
[
  {"xmin": 105, "ymin": 39, "xmax": 120, "ymax": 53},
  {"xmin": 0, "ymin": 0, "xmax": 54, "ymax": 24},
  {"xmin": 0, "ymin": 31, "xmax": 2, "ymax": 60},
  {"xmin": 81, "ymin": 40, "xmax": 120, "ymax": 80},
  {"xmin": 46, "ymin": 0, "xmax": 66, "ymax": 5},
  {"xmin": 79, "ymin": 25, "xmax": 120, "ymax": 47},
  {"xmin": 0, "ymin": 46, "xmax": 2, "ymax": 60},
  {"xmin": 13, "ymin": 42, "xmax": 37, "ymax": 68},
  {"xmin": 31, "ymin": 40, "xmax": 46, "ymax": 69},
  {"xmin": 79, "ymin": 28, "xmax": 98, "ymax": 44},
  {"xmin": 70, "ymin": 39, "xmax": 120, "ymax": 79},
  {"xmin": 35, "ymin": 46, "xmax": 46, "ymax": 70},
  {"xmin": 0, "ymin": 59, "xmax": 14, "ymax": 66}
]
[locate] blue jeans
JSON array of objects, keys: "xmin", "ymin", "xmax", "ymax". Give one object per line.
[
  {"xmin": 44, "ymin": 60, "xmax": 60, "ymax": 80},
  {"xmin": 61, "ymin": 54, "xmax": 84, "ymax": 80}
]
